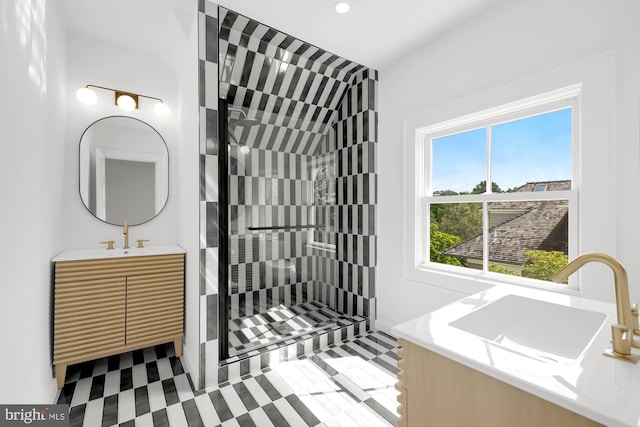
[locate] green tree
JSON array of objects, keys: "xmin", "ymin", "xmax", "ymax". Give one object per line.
[
  {"xmin": 430, "ymin": 203, "xmax": 451, "ymax": 224},
  {"xmin": 488, "ymin": 263, "xmax": 519, "ymax": 276},
  {"xmin": 438, "ymin": 203, "xmax": 482, "ymax": 241},
  {"xmin": 471, "ymin": 180, "xmax": 503, "ymax": 194},
  {"xmin": 430, "ymin": 223, "xmax": 462, "ymax": 266},
  {"xmin": 522, "ymin": 250, "xmax": 568, "ymax": 282},
  {"xmin": 433, "ymin": 189, "xmax": 459, "ymax": 196}
]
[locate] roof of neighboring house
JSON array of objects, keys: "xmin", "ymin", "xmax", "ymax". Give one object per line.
[{"xmin": 442, "ymin": 180, "xmax": 570, "ymax": 265}]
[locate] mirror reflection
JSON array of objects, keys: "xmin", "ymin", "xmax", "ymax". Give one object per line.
[{"xmin": 79, "ymin": 116, "xmax": 168, "ymax": 226}]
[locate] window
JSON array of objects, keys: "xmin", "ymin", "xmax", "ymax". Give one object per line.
[
  {"xmin": 310, "ymin": 153, "xmax": 336, "ymax": 250},
  {"xmin": 419, "ymin": 89, "xmax": 579, "ymax": 289}
]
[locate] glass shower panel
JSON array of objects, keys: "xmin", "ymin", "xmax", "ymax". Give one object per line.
[
  {"xmin": 218, "ymin": 7, "xmax": 377, "ymax": 360},
  {"xmin": 226, "ymin": 102, "xmax": 336, "ymax": 357}
]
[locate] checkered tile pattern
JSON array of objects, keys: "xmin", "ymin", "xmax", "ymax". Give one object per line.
[
  {"xmin": 334, "ymin": 69, "xmax": 378, "ymax": 322},
  {"xmin": 219, "ymin": 315, "xmax": 367, "ymax": 385},
  {"xmin": 219, "ymin": 7, "xmax": 367, "ymax": 156},
  {"xmin": 56, "ymin": 331, "xmax": 399, "ymax": 427},
  {"xmin": 228, "ymin": 144, "xmax": 318, "ymax": 319},
  {"xmin": 227, "ymin": 301, "xmax": 366, "ymax": 357},
  {"xmin": 199, "ymin": 0, "xmax": 221, "ymax": 389},
  {"xmin": 200, "ymin": 1, "xmax": 379, "ymax": 390}
]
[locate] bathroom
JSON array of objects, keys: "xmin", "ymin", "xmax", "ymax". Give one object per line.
[{"xmin": 2, "ymin": 0, "xmax": 640, "ymax": 425}]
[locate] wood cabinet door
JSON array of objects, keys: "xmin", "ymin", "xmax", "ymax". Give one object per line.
[
  {"xmin": 54, "ymin": 274, "xmax": 126, "ymax": 365},
  {"xmin": 125, "ymin": 270, "xmax": 184, "ymax": 350}
]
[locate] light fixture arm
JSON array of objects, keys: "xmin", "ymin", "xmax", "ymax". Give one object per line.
[
  {"xmin": 78, "ymin": 84, "xmax": 170, "ymax": 117},
  {"xmin": 84, "ymin": 84, "xmax": 165, "ymax": 104}
]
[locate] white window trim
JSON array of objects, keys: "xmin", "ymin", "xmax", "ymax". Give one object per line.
[
  {"xmin": 406, "ymin": 85, "xmax": 584, "ymax": 296},
  {"xmin": 402, "ymin": 51, "xmax": 616, "ymax": 301}
]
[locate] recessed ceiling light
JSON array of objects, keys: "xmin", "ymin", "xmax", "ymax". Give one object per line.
[{"xmin": 335, "ymin": 2, "xmax": 350, "ymax": 14}]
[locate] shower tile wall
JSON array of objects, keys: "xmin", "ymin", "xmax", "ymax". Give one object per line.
[
  {"xmin": 198, "ymin": 3, "xmax": 379, "ymax": 388},
  {"xmin": 218, "ymin": 7, "xmax": 374, "ymax": 323},
  {"xmin": 335, "ymin": 69, "xmax": 378, "ymax": 322},
  {"xmin": 218, "ymin": 8, "xmax": 366, "ymax": 155},
  {"xmin": 227, "ymin": 146, "xmax": 316, "ymax": 318},
  {"xmin": 198, "ymin": 0, "xmax": 220, "ymax": 389},
  {"xmin": 313, "ymin": 69, "xmax": 378, "ymax": 322}
]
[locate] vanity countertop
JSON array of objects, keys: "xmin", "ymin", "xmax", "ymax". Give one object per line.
[
  {"xmin": 52, "ymin": 245, "xmax": 185, "ymax": 262},
  {"xmin": 391, "ymin": 285, "xmax": 640, "ymax": 427}
]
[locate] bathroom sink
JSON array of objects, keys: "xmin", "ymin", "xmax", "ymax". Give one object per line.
[
  {"xmin": 96, "ymin": 247, "xmax": 165, "ymax": 257},
  {"xmin": 52, "ymin": 245, "xmax": 185, "ymax": 262},
  {"xmin": 449, "ymin": 295, "xmax": 607, "ymax": 363}
]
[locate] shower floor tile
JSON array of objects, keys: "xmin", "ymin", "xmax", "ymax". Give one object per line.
[
  {"xmin": 57, "ymin": 330, "xmax": 399, "ymax": 427},
  {"xmin": 228, "ymin": 301, "xmax": 366, "ymax": 357}
]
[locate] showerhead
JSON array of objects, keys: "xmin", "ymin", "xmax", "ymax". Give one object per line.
[
  {"xmin": 233, "ymin": 117, "xmax": 260, "ymax": 127},
  {"xmin": 227, "ymin": 107, "xmax": 257, "ymax": 154},
  {"xmin": 228, "ymin": 107, "xmax": 260, "ymax": 127}
]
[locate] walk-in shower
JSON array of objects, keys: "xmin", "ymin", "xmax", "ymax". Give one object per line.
[{"xmin": 217, "ymin": 7, "xmax": 378, "ymax": 362}]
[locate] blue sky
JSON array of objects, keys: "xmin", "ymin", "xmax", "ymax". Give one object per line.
[{"xmin": 431, "ymin": 108, "xmax": 572, "ymax": 193}]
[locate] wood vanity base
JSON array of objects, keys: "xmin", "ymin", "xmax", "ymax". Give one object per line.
[
  {"xmin": 174, "ymin": 337, "xmax": 183, "ymax": 357},
  {"xmin": 53, "ymin": 254, "xmax": 185, "ymax": 388},
  {"xmin": 396, "ymin": 339, "xmax": 603, "ymax": 427}
]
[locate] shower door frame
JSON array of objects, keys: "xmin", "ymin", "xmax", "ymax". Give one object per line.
[{"xmin": 218, "ymin": 98, "xmax": 230, "ymax": 361}]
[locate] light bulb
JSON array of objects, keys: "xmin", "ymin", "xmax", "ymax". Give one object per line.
[
  {"xmin": 240, "ymin": 145, "xmax": 250, "ymax": 155},
  {"xmin": 154, "ymin": 102, "xmax": 170, "ymax": 118},
  {"xmin": 76, "ymin": 87, "xmax": 97, "ymax": 105},
  {"xmin": 335, "ymin": 2, "xmax": 350, "ymax": 14},
  {"xmin": 117, "ymin": 94, "xmax": 136, "ymax": 111}
]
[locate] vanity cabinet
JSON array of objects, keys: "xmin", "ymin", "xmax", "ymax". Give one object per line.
[
  {"xmin": 53, "ymin": 253, "xmax": 184, "ymax": 388},
  {"xmin": 396, "ymin": 339, "xmax": 603, "ymax": 427}
]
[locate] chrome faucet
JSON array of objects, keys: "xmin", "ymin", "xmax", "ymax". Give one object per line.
[
  {"xmin": 551, "ymin": 253, "xmax": 639, "ymax": 363},
  {"xmin": 123, "ymin": 221, "xmax": 130, "ymax": 249}
]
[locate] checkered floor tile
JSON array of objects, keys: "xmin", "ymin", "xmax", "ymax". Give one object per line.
[
  {"xmin": 57, "ymin": 331, "xmax": 400, "ymax": 427},
  {"xmin": 229, "ymin": 301, "xmax": 366, "ymax": 357}
]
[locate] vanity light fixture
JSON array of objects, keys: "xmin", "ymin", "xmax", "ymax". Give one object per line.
[
  {"xmin": 153, "ymin": 102, "xmax": 171, "ymax": 118},
  {"xmin": 76, "ymin": 84, "xmax": 170, "ymax": 118},
  {"xmin": 115, "ymin": 92, "xmax": 137, "ymax": 111},
  {"xmin": 335, "ymin": 2, "xmax": 350, "ymax": 14},
  {"xmin": 76, "ymin": 87, "xmax": 97, "ymax": 105}
]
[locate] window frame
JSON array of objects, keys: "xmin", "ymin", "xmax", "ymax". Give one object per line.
[
  {"xmin": 308, "ymin": 151, "xmax": 337, "ymax": 252},
  {"xmin": 414, "ymin": 85, "xmax": 582, "ymax": 293}
]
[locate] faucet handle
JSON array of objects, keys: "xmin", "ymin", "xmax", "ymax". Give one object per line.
[
  {"xmin": 632, "ymin": 303, "xmax": 639, "ymax": 335},
  {"xmin": 137, "ymin": 239, "xmax": 150, "ymax": 248},
  {"xmin": 100, "ymin": 240, "xmax": 115, "ymax": 250},
  {"xmin": 611, "ymin": 324, "xmax": 632, "ymax": 356}
]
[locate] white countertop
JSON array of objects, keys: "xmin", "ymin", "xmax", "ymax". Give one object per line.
[
  {"xmin": 391, "ymin": 285, "xmax": 640, "ymax": 427},
  {"xmin": 52, "ymin": 245, "xmax": 185, "ymax": 262}
]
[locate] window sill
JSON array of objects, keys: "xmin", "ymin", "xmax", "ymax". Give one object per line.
[{"xmin": 409, "ymin": 263, "xmax": 580, "ymax": 298}]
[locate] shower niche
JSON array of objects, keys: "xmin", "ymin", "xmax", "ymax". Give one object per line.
[{"xmin": 216, "ymin": 7, "xmax": 378, "ymax": 370}]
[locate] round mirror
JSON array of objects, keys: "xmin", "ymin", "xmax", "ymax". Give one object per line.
[{"xmin": 79, "ymin": 116, "xmax": 168, "ymax": 226}]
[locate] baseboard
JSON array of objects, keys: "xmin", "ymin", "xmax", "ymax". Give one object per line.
[
  {"xmin": 374, "ymin": 319, "xmax": 398, "ymax": 337},
  {"xmin": 180, "ymin": 346, "xmax": 199, "ymax": 391},
  {"xmin": 48, "ymin": 377, "xmax": 59, "ymax": 404}
]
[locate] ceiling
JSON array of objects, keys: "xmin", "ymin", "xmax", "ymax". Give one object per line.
[
  {"xmin": 214, "ymin": 0, "xmax": 504, "ymax": 69},
  {"xmin": 56, "ymin": 0, "xmax": 504, "ymax": 71}
]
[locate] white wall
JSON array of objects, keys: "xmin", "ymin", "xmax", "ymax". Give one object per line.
[
  {"xmin": 0, "ymin": 0, "xmax": 200, "ymax": 401},
  {"xmin": 174, "ymin": 3, "xmax": 201, "ymax": 388},
  {"xmin": 0, "ymin": 0, "xmax": 67, "ymax": 403},
  {"xmin": 63, "ymin": 32, "xmax": 179, "ymax": 248},
  {"xmin": 62, "ymin": 7, "xmax": 203, "ymax": 387},
  {"xmin": 377, "ymin": 0, "xmax": 640, "ymax": 332}
]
